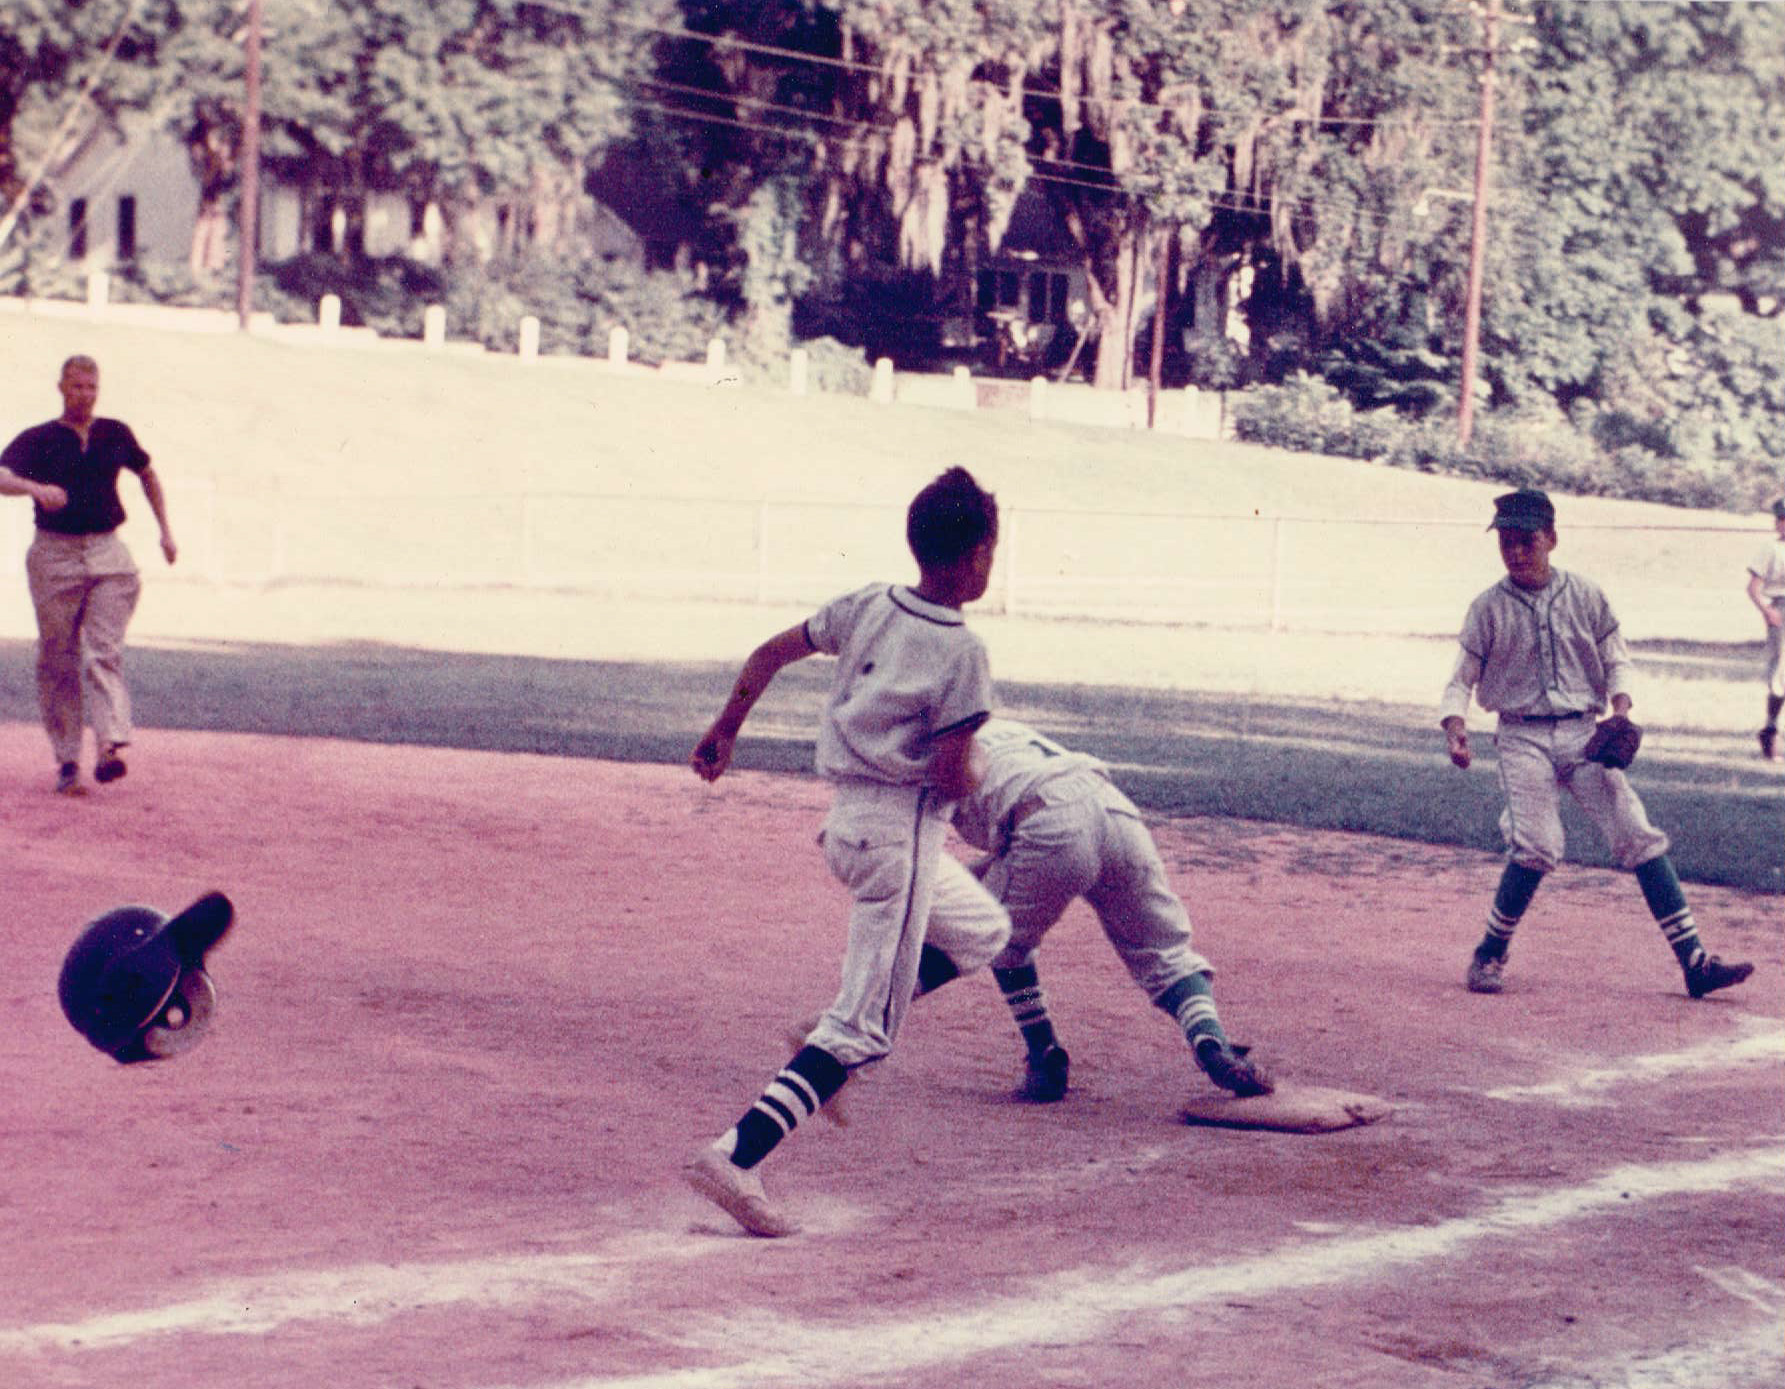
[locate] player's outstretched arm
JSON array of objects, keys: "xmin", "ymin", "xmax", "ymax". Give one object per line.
[{"xmin": 690, "ymin": 624, "xmax": 814, "ymax": 782}]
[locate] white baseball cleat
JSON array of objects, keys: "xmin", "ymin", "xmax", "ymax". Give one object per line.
[{"xmin": 684, "ymin": 1146, "xmax": 799, "ymax": 1238}]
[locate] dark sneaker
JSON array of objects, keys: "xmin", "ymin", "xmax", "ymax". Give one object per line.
[
  {"xmin": 1015, "ymin": 1045, "xmax": 1070, "ymax": 1103},
  {"xmin": 1685, "ymin": 955, "xmax": 1754, "ymax": 999},
  {"xmin": 95, "ymin": 745, "xmax": 128, "ymax": 783},
  {"xmin": 1196, "ymin": 1040, "xmax": 1274, "ymax": 1097},
  {"xmin": 1759, "ymin": 728, "xmax": 1781, "ymax": 762},
  {"xmin": 54, "ymin": 762, "xmax": 85, "ymax": 796},
  {"xmin": 1467, "ymin": 952, "xmax": 1506, "ymax": 994}
]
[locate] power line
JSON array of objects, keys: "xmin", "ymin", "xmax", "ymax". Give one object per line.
[
  {"xmin": 615, "ymin": 13, "xmax": 1486, "ymax": 129},
  {"xmin": 621, "ymin": 92, "xmax": 1471, "ymax": 240}
]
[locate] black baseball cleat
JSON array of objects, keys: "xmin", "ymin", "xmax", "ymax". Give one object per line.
[
  {"xmin": 1196, "ymin": 1039, "xmax": 1275, "ymax": 1097},
  {"xmin": 95, "ymin": 744, "xmax": 128, "ymax": 783},
  {"xmin": 1684, "ymin": 955, "xmax": 1754, "ymax": 999},
  {"xmin": 1759, "ymin": 728, "xmax": 1781, "ymax": 763},
  {"xmin": 1014, "ymin": 1044, "xmax": 1069, "ymax": 1103}
]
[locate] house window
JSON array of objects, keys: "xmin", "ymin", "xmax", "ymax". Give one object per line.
[
  {"xmin": 977, "ymin": 268, "xmax": 1027, "ymax": 312},
  {"xmin": 69, "ymin": 198, "xmax": 89, "ymax": 259},
  {"xmin": 116, "ymin": 195, "xmax": 137, "ymax": 260}
]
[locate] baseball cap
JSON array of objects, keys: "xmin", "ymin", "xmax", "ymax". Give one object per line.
[{"xmin": 1489, "ymin": 488, "xmax": 1556, "ymax": 532}]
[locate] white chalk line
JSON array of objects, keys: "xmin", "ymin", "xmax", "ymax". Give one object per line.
[
  {"xmin": 4, "ymin": 1146, "xmax": 1780, "ymax": 1388},
  {"xmin": 507, "ymin": 1147, "xmax": 1785, "ymax": 1389},
  {"xmin": 0, "ymin": 1231, "xmax": 708, "ymax": 1357},
  {"xmin": 1481, "ymin": 1018, "xmax": 1785, "ymax": 1106}
]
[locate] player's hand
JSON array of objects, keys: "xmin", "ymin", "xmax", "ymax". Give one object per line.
[
  {"xmin": 1767, "ymin": 605, "xmax": 1783, "ymax": 629},
  {"xmin": 35, "ymin": 484, "xmax": 68, "ymax": 512},
  {"xmin": 691, "ymin": 729, "xmax": 734, "ymax": 782},
  {"xmin": 160, "ymin": 532, "xmax": 178, "ymax": 565},
  {"xmin": 1445, "ymin": 721, "xmax": 1471, "ymax": 769}
]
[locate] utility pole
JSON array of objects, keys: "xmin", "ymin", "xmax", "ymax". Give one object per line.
[
  {"xmin": 1148, "ymin": 226, "xmax": 1170, "ymax": 429},
  {"xmin": 1458, "ymin": 0, "xmax": 1500, "ymax": 447},
  {"xmin": 236, "ymin": 0, "xmax": 262, "ymax": 331}
]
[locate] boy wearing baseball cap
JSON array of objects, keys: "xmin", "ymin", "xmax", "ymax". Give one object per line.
[{"xmin": 1439, "ymin": 488, "xmax": 1753, "ymax": 999}]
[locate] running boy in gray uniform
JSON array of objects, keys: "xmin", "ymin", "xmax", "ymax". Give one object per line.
[
  {"xmin": 954, "ymin": 717, "xmax": 1272, "ymax": 1103},
  {"xmin": 1743, "ymin": 497, "xmax": 1785, "ymax": 761},
  {"xmin": 1441, "ymin": 488, "xmax": 1753, "ymax": 1000},
  {"xmin": 685, "ymin": 467, "xmax": 1011, "ymax": 1237}
]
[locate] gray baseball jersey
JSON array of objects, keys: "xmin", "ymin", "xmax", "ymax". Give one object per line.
[
  {"xmin": 805, "ymin": 583, "xmax": 992, "ymax": 786},
  {"xmin": 951, "ymin": 717, "xmax": 1106, "ymax": 853},
  {"xmin": 1749, "ymin": 537, "xmax": 1785, "ymax": 602},
  {"xmin": 1440, "ymin": 569, "xmax": 1632, "ymax": 721}
]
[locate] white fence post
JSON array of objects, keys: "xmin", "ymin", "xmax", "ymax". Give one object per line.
[
  {"xmin": 519, "ymin": 315, "xmax": 540, "ymax": 362},
  {"xmin": 423, "ymin": 304, "xmax": 446, "ymax": 348},
  {"xmin": 952, "ymin": 365, "xmax": 976, "ymax": 410},
  {"xmin": 789, "ymin": 347, "xmax": 809, "ymax": 396},
  {"xmin": 608, "ymin": 325, "xmax": 630, "ymax": 366},
  {"xmin": 871, "ymin": 356, "xmax": 895, "ymax": 404},
  {"xmin": 1029, "ymin": 376, "xmax": 1048, "ymax": 421},
  {"xmin": 86, "ymin": 270, "xmax": 109, "ymax": 312},
  {"xmin": 319, "ymin": 294, "xmax": 341, "ymax": 332}
]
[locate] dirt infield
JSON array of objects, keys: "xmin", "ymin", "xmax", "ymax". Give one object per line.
[{"xmin": 2, "ymin": 726, "xmax": 1779, "ymax": 1388}]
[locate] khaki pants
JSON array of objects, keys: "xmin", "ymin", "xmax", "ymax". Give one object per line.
[{"xmin": 25, "ymin": 529, "xmax": 141, "ymax": 765}]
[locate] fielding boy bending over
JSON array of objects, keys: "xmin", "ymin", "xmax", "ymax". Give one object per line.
[
  {"xmin": 1440, "ymin": 487, "xmax": 1753, "ymax": 1000},
  {"xmin": 685, "ymin": 467, "xmax": 1011, "ymax": 1237}
]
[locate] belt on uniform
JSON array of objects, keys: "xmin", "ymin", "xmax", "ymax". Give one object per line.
[{"xmin": 1502, "ymin": 710, "xmax": 1590, "ymax": 723}]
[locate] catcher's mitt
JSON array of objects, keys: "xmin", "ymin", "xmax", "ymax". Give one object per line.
[{"xmin": 1583, "ymin": 714, "xmax": 1643, "ymax": 769}]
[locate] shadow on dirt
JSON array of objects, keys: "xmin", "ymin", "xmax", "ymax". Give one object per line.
[{"xmin": 1, "ymin": 637, "xmax": 1778, "ymax": 893}]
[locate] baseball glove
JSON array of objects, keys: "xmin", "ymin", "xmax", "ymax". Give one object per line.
[{"xmin": 1583, "ymin": 714, "xmax": 1643, "ymax": 769}]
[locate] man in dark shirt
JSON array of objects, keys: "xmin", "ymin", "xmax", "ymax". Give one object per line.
[{"xmin": 0, "ymin": 355, "xmax": 179, "ymax": 794}]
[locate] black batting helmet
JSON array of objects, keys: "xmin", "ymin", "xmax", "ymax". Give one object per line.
[{"xmin": 58, "ymin": 892, "xmax": 234, "ymax": 1063}]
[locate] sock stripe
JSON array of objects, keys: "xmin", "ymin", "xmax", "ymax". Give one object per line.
[
  {"xmin": 1173, "ymin": 996, "xmax": 1218, "ymax": 1032},
  {"xmin": 1657, "ymin": 908, "xmax": 1695, "ymax": 939},
  {"xmin": 754, "ymin": 1091, "xmax": 800, "ymax": 1134},
  {"xmin": 772, "ymin": 1071, "xmax": 822, "ymax": 1117}
]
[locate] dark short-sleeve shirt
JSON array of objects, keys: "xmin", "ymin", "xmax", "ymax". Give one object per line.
[{"xmin": 0, "ymin": 418, "xmax": 150, "ymax": 535}]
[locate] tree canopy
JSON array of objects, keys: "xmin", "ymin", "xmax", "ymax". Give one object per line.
[{"xmin": 3, "ymin": 1, "xmax": 1780, "ymax": 462}]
